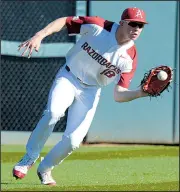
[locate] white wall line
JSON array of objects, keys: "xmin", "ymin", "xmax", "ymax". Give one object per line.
[
  {"xmin": 1, "ymin": 40, "xmax": 74, "ymax": 58},
  {"xmin": 1, "ymin": 131, "xmax": 63, "ymax": 146}
]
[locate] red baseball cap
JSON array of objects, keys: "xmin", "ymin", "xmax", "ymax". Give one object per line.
[{"xmin": 121, "ymin": 7, "xmax": 148, "ymax": 24}]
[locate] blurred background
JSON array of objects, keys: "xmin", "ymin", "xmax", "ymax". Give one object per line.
[{"xmin": 1, "ymin": 1, "xmax": 179, "ymax": 145}]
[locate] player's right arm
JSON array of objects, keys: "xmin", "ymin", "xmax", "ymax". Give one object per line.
[
  {"xmin": 19, "ymin": 16, "xmax": 107, "ymax": 58},
  {"xmin": 18, "ymin": 17, "xmax": 68, "ymax": 58}
]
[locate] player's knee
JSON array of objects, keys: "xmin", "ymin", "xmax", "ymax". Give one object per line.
[
  {"xmin": 44, "ymin": 110, "xmax": 64, "ymax": 126},
  {"xmin": 71, "ymin": 142, "xmax": 80, "ymax": 151},
  {"xmin": 63, "ymin": 135, "xmax": 80, "ymax": 151},
  {"xmin": 68, "ymin": 137, "xmax": 80, "ymax": 151}
]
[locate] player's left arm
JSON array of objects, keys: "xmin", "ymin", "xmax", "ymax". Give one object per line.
[
  {"xmin": 114, "ymin": 84, "xmax": 148, "ymax": 103},
  {"xmin": 114, "ymin": 51, "xmax": 148, "ymax": 103}
]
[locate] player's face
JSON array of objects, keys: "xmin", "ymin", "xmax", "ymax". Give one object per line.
[{"xmin": 122, "ymin": 21, "xmax": 144, "ymax": 40}]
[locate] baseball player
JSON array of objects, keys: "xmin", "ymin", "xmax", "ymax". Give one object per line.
[{"xmin": 13, "ymin": 7, "xmax": 149, "ymax": 185}]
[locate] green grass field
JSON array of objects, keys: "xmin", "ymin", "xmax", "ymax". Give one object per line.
[{"xmin": 1, "ymin": 144, "xmax": 179, "ymax": 191}]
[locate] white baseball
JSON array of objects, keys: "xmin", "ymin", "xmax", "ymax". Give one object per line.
[{"xmin": 157, "ymin": 70, "xmax": 168, "ymax": 81}]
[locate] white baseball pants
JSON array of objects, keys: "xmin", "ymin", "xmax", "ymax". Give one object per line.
[{"xmin": 26, "ymin": 66, "xmax": 101, "ymax": 173}]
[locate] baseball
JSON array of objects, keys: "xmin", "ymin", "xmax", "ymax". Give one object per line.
[{"xmin": 157, "ymin": 70, "xmax": 168, "ymax": 81}]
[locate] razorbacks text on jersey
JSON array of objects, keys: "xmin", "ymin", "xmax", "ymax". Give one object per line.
[{"xmin": 65, "ymin": 16, "xmax": 137, "ymax": 88}]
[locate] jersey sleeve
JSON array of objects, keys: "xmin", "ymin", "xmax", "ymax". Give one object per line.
[
  {"xmin": 117, "ymin": 49, "xmax": 137, "ymax": 88},
  {"xmin": 66, "ymin": 16, "xmax": 107, "ymax": 36}
]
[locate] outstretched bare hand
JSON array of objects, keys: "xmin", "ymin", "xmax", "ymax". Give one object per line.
[{"xmin": 18, "ymin": 34, "xmax": 43, "ymax": 58}]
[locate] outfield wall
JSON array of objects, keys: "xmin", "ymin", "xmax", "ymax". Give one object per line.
[
  {"xmin": 1, "ymin": 1, "xmax": 179, "ymax": 145},
  {"xmin": 86, "ymin": 1, "xmax": 179, "ymax": 144}
]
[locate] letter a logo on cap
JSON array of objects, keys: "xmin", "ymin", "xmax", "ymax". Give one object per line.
[{"xmin": 135, "ymin": 9, "xmax": 143, "ymax": 19}]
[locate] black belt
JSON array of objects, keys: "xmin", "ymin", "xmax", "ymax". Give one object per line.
[
  {"xmin": 65, "ymin": 65, "xmax": 70, "ymax": 72},
  {"xmin": 65, "ymin": 65, "xmax": 89, "ymax": 86}
]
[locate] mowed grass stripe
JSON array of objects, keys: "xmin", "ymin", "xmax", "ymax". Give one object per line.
[
  {"xmin": 1, "ymin": 145, "xmax": 172, "ymax": 152},
  {"xmin": 2, "ymin": 181, "xmax": 179, "ymax": 191},
  {"xmin": 1, "ymin": 146, "xmax": 179, "ymax": 191},
  {"xmin": 1, "ymin": 147, "xmax": 178, "ymax": 162},
  {"xmin": 2, "ymin": 157, "xmax": 178, "ymax": 185}
]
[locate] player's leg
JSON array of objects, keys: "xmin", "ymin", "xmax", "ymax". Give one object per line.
[
  {"xmin": 37, "ymin": 87, "xmax": 101, "ymax": 185},
  {"xmin": 13, "ymin": 72, "xmax": 75, "ymax": 179},
  {"xmin": 26, "ymin": 76, "xmax": 76, "ymax": 160}
]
